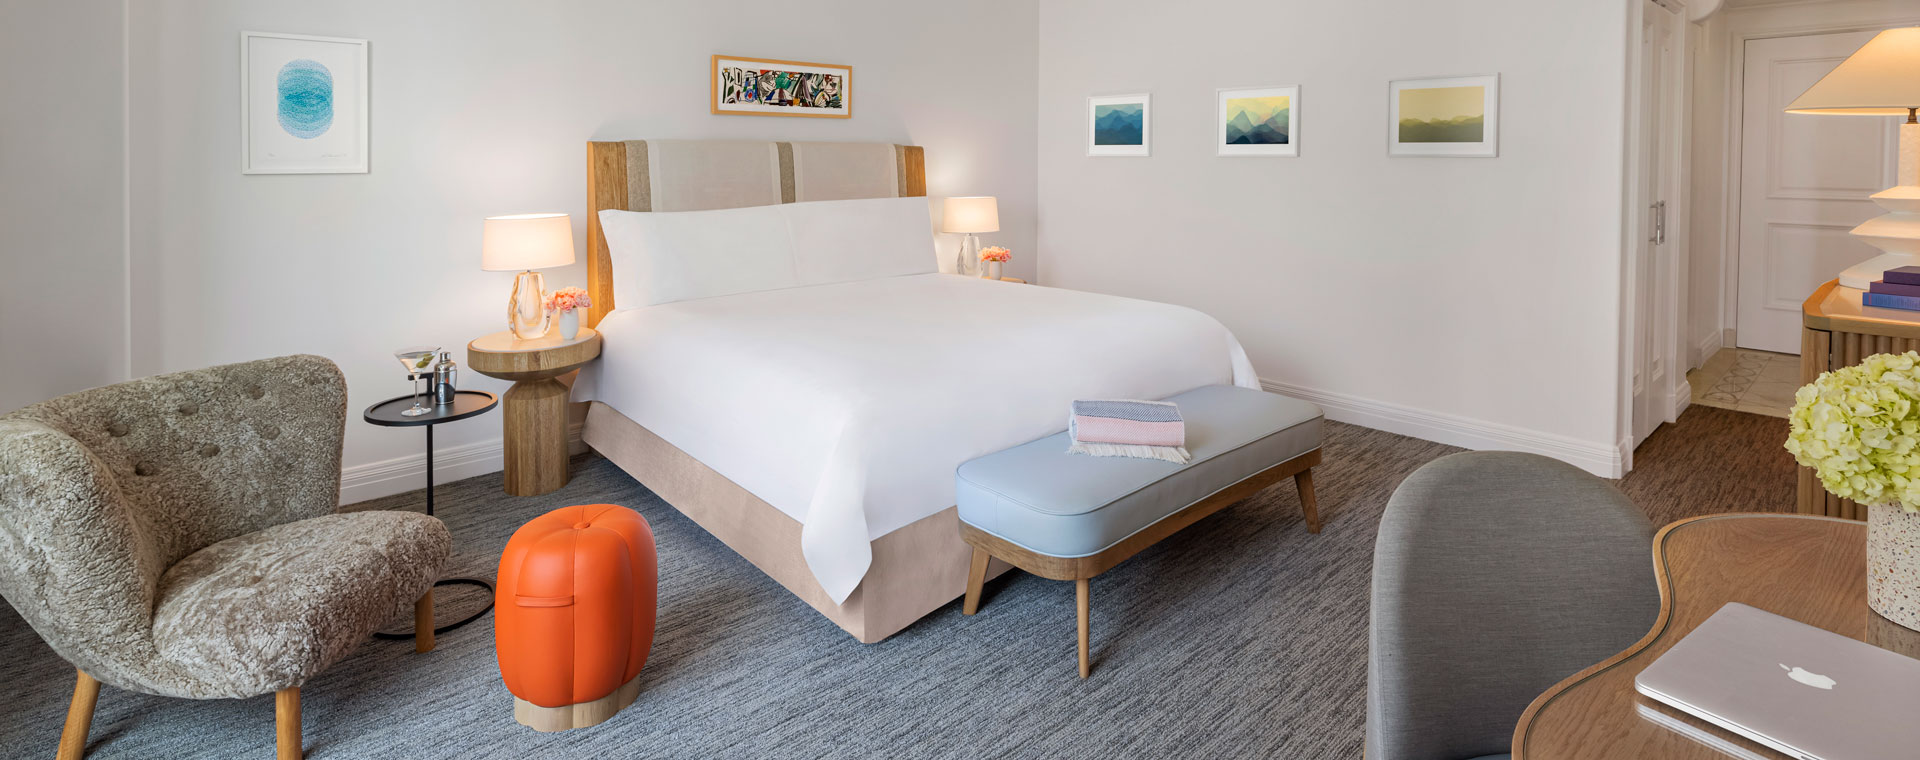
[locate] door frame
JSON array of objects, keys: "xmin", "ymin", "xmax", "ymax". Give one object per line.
[
  {"xmin": 1716, "ymin": 11, "xmax": 1920, "ymax": 356},
  {"xmin": 1618, "ymin": 0, "xmax": 1691, "ymax": 472}
]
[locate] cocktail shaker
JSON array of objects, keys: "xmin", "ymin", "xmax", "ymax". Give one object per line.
[{"xmin": 433, "ymin": 351, "xmax": 458, "ymax": 405}]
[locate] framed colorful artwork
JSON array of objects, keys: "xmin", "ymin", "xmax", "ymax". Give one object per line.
[
  {"xmin": 711, "ymin": 55, "xmax": 852, "ymax": 118},
  {"xmin": 1217, "ymin": 86, "xmax": 1298, "ymax": 157},
  {"xmin": 1389, "ymin": 74, "xmax": 1499, "ymax": 157},
  {"xmin": 1088, "ymin": 93, "xmax": 1150, "ymax": 157},
  {"xmin": 240, "ymin": 31, "xmax": 369, "ymax": 174}
]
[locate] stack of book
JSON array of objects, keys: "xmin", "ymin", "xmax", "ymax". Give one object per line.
[{"xmin": 1865, "ymin": 267, "xmax": 1920, "ymax": 311}]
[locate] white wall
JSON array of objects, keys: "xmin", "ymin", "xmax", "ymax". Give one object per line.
[
  {"xmin": 1686, "ymin": 10, "xmax": 1730, "ymax": 366},
  {"xmin": 1038, "ymin": 0, "xmax": 1631, "ymax": 474},
  {"xmin": 122, "ymin": 0, "xmax": 1040, "ymax": 503},
  {"xmin": 0, "ymin": 0, "xmax": 129, "ymax": 413},
  {"xmin": 1685, "ymin": 0, "xmax": 1920, "ymax": 365}
]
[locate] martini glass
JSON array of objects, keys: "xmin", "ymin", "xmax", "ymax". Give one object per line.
[{"xmin": 393, "ymin": 346, "xmax": 441, "ymax": 417}]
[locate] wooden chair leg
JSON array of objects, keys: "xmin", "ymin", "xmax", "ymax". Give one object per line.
[
  {"xmin": 1076, "ymin": 578, "xmax": 1091, "ymax": 679},
  {"xmin": 414, "ymin": 591, "xmax": 436, "ymax": 653},
  {"xmin": 962, "ymin": 548, "xmax": 990, "ymax": 615},
  {"xmin": 275, "ymin": 687, "xmax": 301, "ymax": 760},
  {"xmin": 1295, "ymin": 468, "xmax": 1322, "ymax": 534},
  {"xmin": 57, "ymin": 669, "xmax": 99, "ymax": 760}
]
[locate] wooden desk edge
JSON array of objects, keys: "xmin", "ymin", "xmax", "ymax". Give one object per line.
[
  {"xmin": 1803, "ymin": 278, "xmax": 1920, "ymax": 341},
  {"xmin": 1509, "ymin": 512, "xmax": 1860, "ymax": 759}
]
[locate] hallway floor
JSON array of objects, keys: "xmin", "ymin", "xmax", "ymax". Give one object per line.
[{"xmin": 1685, "ymin": 347, "xmax": 1799, "ymax": 419}]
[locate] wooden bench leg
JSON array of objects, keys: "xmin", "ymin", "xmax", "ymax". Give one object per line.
[
  {"xmin": 1295, "ymin": 468, "xmax": 1322, "ymax": 534},
  {"xmin": 57, "ymin": 669, "xmax": 99, "ymax": 760},
  {"xmin": 963, "ymin": 548, "xmax": 990, "ymax": 615},
  {"xmin": 1076, "ymin": 578, "xmax": 1091, "ymax": 679}
]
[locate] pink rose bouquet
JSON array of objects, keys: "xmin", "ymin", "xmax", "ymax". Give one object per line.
[
  {"xmin": 979, "ymin": 246, "xmax": 1011, "ymax": 263},
  {"xmin": 545, "ymin": 286, "xmax": 593, "ymax": 314}
]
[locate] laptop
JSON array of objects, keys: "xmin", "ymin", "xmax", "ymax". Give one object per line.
[{"xmin": 1634, "ymin": 602, "xmax": 1920, "ymax": 760}]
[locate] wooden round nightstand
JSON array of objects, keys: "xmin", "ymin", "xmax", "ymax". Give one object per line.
[{"xmin": 467, "ymin": 328, "xmax": 602, "ymax": 496}]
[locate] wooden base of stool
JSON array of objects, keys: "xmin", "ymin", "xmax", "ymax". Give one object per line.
[{"xmin": 513, "ymin": 673, "xmax": 642, "ymax": 732}]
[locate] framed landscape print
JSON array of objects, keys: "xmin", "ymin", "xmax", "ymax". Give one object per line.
[
  {"xmin": 1217, "ymin": 86, "xmax": 1297, "ymax": 157},
  {"xmin": 1389, "ymin": 74, "xmax": 1499, "ymax": 157},
  {"xmin": 1088, "ymin": 94, "xmax": 1150, "ymax": 156},
  {"xmin": 711, "ymin": 55, "xmax": 851, "ymax": 118},
  {"xmin": 240, "ymin": 31, "xmax": 369, "ymax": 174}
]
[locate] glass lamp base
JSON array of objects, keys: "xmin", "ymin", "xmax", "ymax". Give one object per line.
[
  {"xmin": 509, "ymin": 270, "xmax": 550, "ymax": 339},
  {"xmin": 956, "ymin": 234, "xmax": 981, "ymax": 277}
]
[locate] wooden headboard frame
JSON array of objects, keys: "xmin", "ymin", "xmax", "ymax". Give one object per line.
[{"xmin": 584, "ymin": 140, "xmax": 927, "ymax": 328}]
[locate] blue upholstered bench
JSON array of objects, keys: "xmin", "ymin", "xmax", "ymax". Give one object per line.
[{"xmin": 955, "ymin": 384, "xmax": 1325, "ymax": 677}]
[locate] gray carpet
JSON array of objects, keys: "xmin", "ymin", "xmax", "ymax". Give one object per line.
[{"xmin": 0, "ymin": 407, "xmax": 1791, "ymax": 758}]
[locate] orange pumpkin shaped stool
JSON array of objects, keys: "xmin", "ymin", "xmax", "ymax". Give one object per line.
[{"xmin": 496, "ymin": 504, "xmax": 657, "ymax": 732}]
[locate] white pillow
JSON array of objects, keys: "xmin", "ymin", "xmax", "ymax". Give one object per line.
[
  {"xmin": 598, "ymin": 196, "xmax": 937, "ymax": 308},
  {"xmin": 787, "ymin": 197, "xmax": 939, "ymax": 287}
]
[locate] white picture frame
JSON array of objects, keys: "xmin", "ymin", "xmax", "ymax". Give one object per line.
[
  {"xmin": 1217, "ymin": 85, "xmax": 1299, "ymax": 157},
  {"xmin": 241, "ymin": 31, "xmax": 369, "ymax": 174},
  {"xmin": 1388, "ymin": 74, "xmax": 1499, "ymax": 157},
  {"xmin": 1087, "ymin": 93, "xmax": 1151, "ymax": 157}
]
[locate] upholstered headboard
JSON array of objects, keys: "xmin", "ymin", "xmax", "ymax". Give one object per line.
[{"xmin": 584, "ymin": 140, "xmax": 926, "ymax": 327}]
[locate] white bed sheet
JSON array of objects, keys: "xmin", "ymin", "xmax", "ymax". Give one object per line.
[{"xmin": 575, "ymin": 273, "xmax": 1257, "ymax": 603}]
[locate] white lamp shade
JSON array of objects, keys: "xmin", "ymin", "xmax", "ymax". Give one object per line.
[
  {"xmin": 1787, "ymin": 27, "xmax": 1920, "ymax": 115},
  {"xmin": 481, "ymin": 213, "xmax": 576, "ymax": 271},
  {"xmin": 941, "ymin": 196, "xmax": 1000, "ymax": 234}
]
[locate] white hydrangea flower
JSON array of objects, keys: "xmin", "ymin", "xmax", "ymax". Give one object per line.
[{"xmin": 1788, "ymin": 351, "xmax": 1920, "ymax": 513}]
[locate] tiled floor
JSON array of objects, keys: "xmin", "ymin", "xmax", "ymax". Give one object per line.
[{"xmin": 1686, "ymin": 347, "xmax": 1799, "ymax": 419}]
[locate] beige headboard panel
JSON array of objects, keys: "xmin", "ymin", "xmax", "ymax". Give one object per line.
[{"xmin": 585, "ymin": 139, "xmax": 927, "ymax": 327}]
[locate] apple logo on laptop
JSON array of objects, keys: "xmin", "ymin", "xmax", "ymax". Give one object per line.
[{"xmin": 1780, "ymin": 663, "xmax": 1836, "ymax": 690}]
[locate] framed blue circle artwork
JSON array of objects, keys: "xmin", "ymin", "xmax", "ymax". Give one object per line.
[{"xmin": 276, "ymin": 58, "xmax": 334, "ymax": 139}]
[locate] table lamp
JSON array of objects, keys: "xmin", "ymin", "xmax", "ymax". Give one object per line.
[
  {"xmin": 942, "ymin": 196, "xmax": 999, "ymax": 277},
  {"xmin": 1787, "ymin": 27, "xmax": 1920, "ymax": 290},
  {"xmin": 482, "ymin": 213, "xmax": 576, "ymax": 339}
]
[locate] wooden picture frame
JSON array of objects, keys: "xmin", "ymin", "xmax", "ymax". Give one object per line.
[
  {"xmin": 240, "ymin": 31, "xmax": 370, "ymax": 174},
  {"xmin": 711, "ymin": 55, "xmax": 852, "ymax": 119}
]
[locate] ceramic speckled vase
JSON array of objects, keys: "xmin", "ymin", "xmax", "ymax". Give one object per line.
[{"xmin": 1867, "ymin": 501, "xmax": 1920, "ymax": 632}]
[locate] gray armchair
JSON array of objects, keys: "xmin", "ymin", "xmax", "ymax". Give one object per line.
[
  {"xmin": 1366, "ymin": 451, "xmax": 1659, "ymax": 760},
  {"xmin": 0, "ymin": 355, "xmax": 450, "ymax": 760}
]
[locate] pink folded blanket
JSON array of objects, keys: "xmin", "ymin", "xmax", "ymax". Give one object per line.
[{"xmin": 1067, "ymin": 399, "xmax": 1190, "ymax": 464}]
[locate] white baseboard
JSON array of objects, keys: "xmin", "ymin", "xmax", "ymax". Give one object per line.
[
  {"xmin": 1667, "ymin": 380, "xmax": 1692, "ymax": 421},
  {"xmin": 344, "ymin": 383, "xmax": 1628, "ymax": 503},
  {"xmin": 1693, "ymin": 330, "xmax": 1724, "ymax": 370},
  {"xmin": 1259, "ymin": 378, "xmax": 1625, "ymax": 478},
  {"xmin": 339, "ymin": 421, "xmax": 587, "ymax": 506}
]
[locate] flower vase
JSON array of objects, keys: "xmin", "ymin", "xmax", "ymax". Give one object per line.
[
  {"xmin": 1868, "ymin": 501, "xmax": 1920, "ymax": 631},
  {"xmin": 983, "ymin": 261, "xmax": 1002, "ymax": 280},
  {"xmin": 557, "ymin": 309, "xmax": 580, "ymax": 340}
]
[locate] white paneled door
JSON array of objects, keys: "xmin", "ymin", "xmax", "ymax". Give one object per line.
[
  {"xmin": 1631, "ymin": 0, "xmax": 1683, "ymax": 449},
  {"xmin": 1737, "ymin": 31, "xmax": 1896, "ymax": 354}
]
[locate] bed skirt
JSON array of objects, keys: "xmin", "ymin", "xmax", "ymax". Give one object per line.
[{"xmin": 580, "ymin": 401, "xmax": 1011, "ymax": 643}]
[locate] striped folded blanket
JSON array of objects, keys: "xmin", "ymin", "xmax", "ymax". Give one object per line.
[{"xmin": 1067, "ymin": 399, "xmax": 1190, "ymax": 464}]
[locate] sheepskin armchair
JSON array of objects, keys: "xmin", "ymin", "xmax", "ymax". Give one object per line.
[{"xmin": 0, "ymin": 355, "xmax": 450, "ymax": 759}]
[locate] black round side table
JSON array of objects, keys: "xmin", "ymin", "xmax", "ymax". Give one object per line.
[{"xmin": 364, "ymin": 389, "xmax": 499, "ymax": 638}]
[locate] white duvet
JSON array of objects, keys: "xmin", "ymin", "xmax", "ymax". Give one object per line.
[{"xmin": 575, "ymin": 273, "xmax": 1257, "ymax": 603}]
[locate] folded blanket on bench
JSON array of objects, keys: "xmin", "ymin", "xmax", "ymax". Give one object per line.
[{"xmin": 1067, "ymin": 399, "xmax": 1191, "ymax": 464}]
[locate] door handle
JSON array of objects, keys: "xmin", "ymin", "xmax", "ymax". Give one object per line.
[{"xmin": 1649, "ymin": 201, "xmax": 1667, "ymax": 245}]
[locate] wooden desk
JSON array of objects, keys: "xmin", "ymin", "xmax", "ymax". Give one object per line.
[
  {"xmin": 1801, "ymin": 279, "xmax": 1920, "ymax": 519},
  {"xmin": 1513, "ymin": 513, "xmax": 1920, "ymax": 759}
]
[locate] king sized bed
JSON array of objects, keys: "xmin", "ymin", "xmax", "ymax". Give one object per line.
[{"xmin": 574, "ymin": 139, "xmax": 1257, "ymax": 642}]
